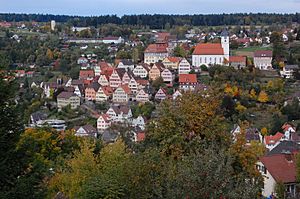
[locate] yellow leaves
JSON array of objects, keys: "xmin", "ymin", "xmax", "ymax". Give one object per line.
[
  {"xmin": 224, "ymin": 84, "xmax": 233, "ymax": 94},
  {"xmin": 257, "ymin": 90, "xmax": 269, "ymax": 103},
  {"xmin": 224, "ymin": 84, "xmax": 240, "ymax": 97},
  {"xmin": 46, "ymin": 48, "xmax": 54, "ymax": 60},
  {"xmin": 261, "ymin": 127, "xmax": 268, "ymax": 136},
  {"xmin": 235, "ymin": 102, "xmax": 247, "ymax": 113},
  {"xmin": 279, "ymin": 61, "xmax": 285, "ymax": 69},
  {"xmin": 249, "ymin": 88, "xmax": 257, "ymax": 99}
]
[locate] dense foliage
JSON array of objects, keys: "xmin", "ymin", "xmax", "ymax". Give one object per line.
[{"xmin": 1, "ymin": 13, "xmax": 300, "ymax": 28}]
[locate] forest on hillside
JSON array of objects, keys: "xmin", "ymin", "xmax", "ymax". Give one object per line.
[{"xmin": 1, "ymin": 13, "xmax": 300, "ymax": 28}]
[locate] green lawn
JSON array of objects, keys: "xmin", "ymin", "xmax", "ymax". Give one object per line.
[{"xmin": 232, "ymin": 46, "xmax": 273, "ymax": 56}]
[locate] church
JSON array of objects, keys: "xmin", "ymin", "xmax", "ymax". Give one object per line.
[{"xmin": 192, "ymin": 30, "xmax": 229, "ymax": 67}]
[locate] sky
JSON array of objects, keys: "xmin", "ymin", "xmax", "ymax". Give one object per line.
[{"xmin": 0, "ymin": 0, "xmax": 299, "ymax": 16}]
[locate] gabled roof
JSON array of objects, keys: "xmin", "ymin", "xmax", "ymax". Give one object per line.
[
  {"xmin": 120, "ymin": 84, "xmax": 131, "ymax": 94},
  {"xmin": 164, "ymin": 57, "xmax": 182, "ymax": 63},
  {"xmin": 99, "ymin": 114, "xmax": 111, "ymax": 122},
  {"xmin": 75, "ymin": 124, "xmax": 97, "ymax": 134},
  {"xmin": 153, "ymin": 62, "xmax": 165, "ymax": 71},
  {"xmin": 179, "ymin": 74, "xmax": 197, "ymax": 83},
  {"xmin": 136, "ymin": 79, "xmax": 149, "ymax": 86},
  {"xmin": 193, "ymin": 43, "xmax": 224, "ymax": 55},
  {"xmin": 101, "ymin": 86, "xmax": 114, "ymax": 96},
  {"xmin": 282, "ymin": 123, "xmax": 296, "ymax": 132},
  {"xmin": 254, "ymin": 50, "xmax": 273, "ymax": 58},
  {"xmin": 267, "ymin": 141, "xmax": 300, "ymax": 156},
  {"xmin": 115, "ymin": 68, "xmax": 126, "ymax": 78},
  {"xmin": 260, "ymin": 153, "xmax": 297, "ymax": 183},
  {"xmin": 79, "ymin": 70, "xmax": 95, "ymax": 78},
  {"xmin": 265, "ymin": 132, "xmax": 284, "ymax": 145},
  {"xmin": 141, "ymin": 63, "xmax": 150, "ymax": 71},
  {"xmin": 109, "ymin": 105, "xmax": 131, "ymax": 115},
  {"xmin": 87, "ymin": 82, "xmax": 100, "ymax": 91}
]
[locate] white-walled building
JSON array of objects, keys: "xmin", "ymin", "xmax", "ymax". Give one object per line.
[
  {"xmin": 178, "ymin": 58, "xmax": 191, "ymax": 74},
  {"xmin": 192, "ymin": 30, "xmax": 229, "ymax": 67}
]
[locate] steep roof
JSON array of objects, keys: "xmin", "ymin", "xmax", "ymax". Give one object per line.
[
  {"xmin": 120, "ymin": 84, "xmax": 131, "ymax": 94},
  {"xmin": 193, "ymin": 43, "xmax": 224, "ymax": 55},
  {"xmin": 101, "ymin": 86, "xmax": 114, "ymax": 96},
  {"xmin": 87, "ymin": 82, "xmax": 100, "ymax": 91},
  {"xmin": 254, "ymin": 50, "xmax": 273, "ymax": 57},
  {"xmin": 79, "ymin": 70, "xmax": 95, "ymax": 79},
  {"xmin": 179, "ymin": 74, "xmax": 197, "ymax": 83},
  {"xmin": 265, "ymin": 132, "xmax": 284, "ymax": 145},
  {"xmin": 99, "ymin": 114, "xmax": 111, "ymax": 122},
  {"xmin": 75, "ymin": 124, "xmax": 97, "ymax": 135},
  {"xmin": 260, "ymin": 153, "xmax": 297, "ymax": 183},
  {"xmin": 164, "ymin": 57, "xmax": 182, "ymax": 63},
  {"xmin": 267, "ymin": 141, "xmax": 300, "ymax": 156}
]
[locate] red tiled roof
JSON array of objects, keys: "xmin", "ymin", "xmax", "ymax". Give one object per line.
[
  {"xmin": 100, "ymin": 114, "xmax": 111, "ymax": 122},
  {"xmin": 137, "ymin": 132, "xmax": 146, "ymax": 142},
  {"xmin": 282, "ymin": 123, "xmax": 296, "ymax": 132},
  {"xmin": 102, "ymin": 86, "xmax": 114, "ymax": 96},
  {"xmin": 145, "ymin": 43, "xmax": 168, "ymax": 53},
  {"xmin": 254, "ymin": 50, "xmax": 273, "ymax": 57},
  {"xmin": 121, "ymin": 84, "xmax": 131, "ymax": 94},
  {"xmin": 179, "ymin": 74, "xmax": 197, "ymax": 83},
  {"xmin": 265, "ymin": 132, "xmax": 284, "ymax": 145},
  {"xmin": 260, "ymin": 154, "xmax": 297, "ymax": 183},
  {"xmin": 193, "ymin": 43, "xmax": 224, "ymax": 55},
  {"xmin": 165, "ymin": 57, "xmax": 181, "ymax": 63},
  {"xmin": 136, "ymin": 79, "xmax": 149, "ymax": 86},
  {"xmin": 79, "ymin": 70, "xmax": 95, "ymax": 79},
  {"xmin": 229, "ymin": 56, "xmax": 246, "ymax": 63}
]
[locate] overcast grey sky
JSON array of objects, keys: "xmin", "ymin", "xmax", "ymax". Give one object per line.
[{"xmin": 0, "ymin": 0, "xmax": 299, "ymax": 16}]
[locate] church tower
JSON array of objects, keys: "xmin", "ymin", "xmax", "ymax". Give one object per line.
[{"xmin": 221, "ymin": 29, "xmax": 230, "ymax": 62}]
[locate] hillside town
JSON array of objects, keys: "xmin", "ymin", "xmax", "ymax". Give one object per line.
[{"xmin": 1, "ymin": 12, "xmax": 300, "ymax": 198}]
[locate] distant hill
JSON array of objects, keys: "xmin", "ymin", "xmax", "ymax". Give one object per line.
[{"xmin": 0, "ymin": 13, "xmax": 299, "ymax": 28}]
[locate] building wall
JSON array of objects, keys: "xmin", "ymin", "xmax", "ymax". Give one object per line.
[
  {"xmin": 149, "ymin": 67, "xmax": 161, "ymax": 80},
  {"xmin": 97, "ymin": 117, "xmax": 110, "ymax": 130},
  {"xmin": 98, "ymin": 75, "xmax": 109, "ymax": 86},
  {"xmin": 133, "ymin": 66, "xmax": 148, "ymax": 78},
  {"xmin": 254, "ymin": 57, "xmax": 272, "ymax": 70},
  {"xmin": 113, "ymin": 88, "xmax": 128, "ymax": 102},
  {"xmin": 161, "ymin": 69, "xmax": 173, "ymax": 82},
  {"xmin": 178, "ymin": 59, "xmax": 191, "ymax": 74},
  {"xmin": 57, "ymin": 96, "xmax": 80, "ymax": 110},
  {"xmin": 85, "ymin": 89, "xmax": 96, "ymax": 101},
  {"xmin": 144, "ymin": 52, "xmax": 169, "ymax": 64},
  {"xmin": 192, "ymin": 55, "xmax": 225, "ymax": 67},
  {"xmin": 257, "ymin": 161, "xmax": 276, "ymax": 197}
]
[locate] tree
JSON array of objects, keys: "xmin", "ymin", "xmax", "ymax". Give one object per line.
[
  {"xmin": 274, "ymin": 181, "xmax": 285, "ymax": 199},
  {"xmin": 48, "ymin": 140, "xmax": 130, "ymax": 199},
  {"xmin": 116, "ymin": 50, "xmax": 132, "ymax": 59},
  {"xmin": 261, "ymin": 127, "xmax": 268, "ymax": 136},
  {"xmin": 250, "ymin": 88, "xmax": 257, "ymax": 99},
  {"xmin": 257, "ymin": 90, "xmax": 269, "ymax": 103},
  {"xmin": 151, "ymin": 77, "xmax": 164, "ymax": 91},
  {"xmin": 173, "ymin": 45, "xmax": 186, "ymax": 57},
  {"xmin": 0, "ymin": 79, "xmax": 24, "ymax": 196}
]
